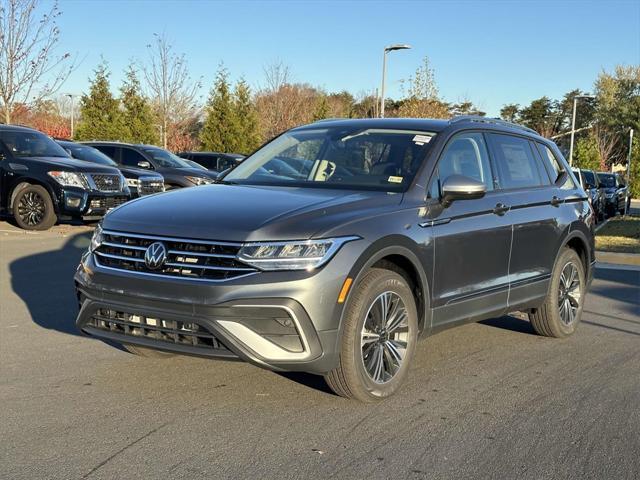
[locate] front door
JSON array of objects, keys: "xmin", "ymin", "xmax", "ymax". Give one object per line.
[{"xmin": 426, "ymin": 131, "xmax": 512, "ymax": 329}]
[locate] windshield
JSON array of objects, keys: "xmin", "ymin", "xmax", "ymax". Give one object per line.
[
  {"xmin": 143, "ymin": 147, "xmax": 192, "ymax": 168},
  {"xmin": 223, "ymin": 127, "xmax": 436, "ymax": 191},
  {"xmin": 64, "ymin": 144, "xmax": 117, "ymax": 166},
  {"xmin": 582, "ymin": 170, "xmax": 596, "ymax": 187},
  {"xmin": 0, "ymin": 130, "xmax": 69, "ymax": 158},
  {"xmin": 597, "ymin": 173, "xmax": 615, "ymax": 188}
]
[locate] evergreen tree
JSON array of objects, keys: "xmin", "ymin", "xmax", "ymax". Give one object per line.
[
  {"xmin": 200, "ymin": 66, "xmax": 240, "ymax": 152},
  {"xmin": 120, "ymin": 64, "xmax": 159, "ymax": 144},
  {"xmin": 234, "ymin": 78, "xmax": 261, "ymax": 153},
  {"xmin": 75, "ymin": 63, "xmax": 126, "ymax": 141},
  {"xmin": 312, "ymin": 95, "xmax": 330, "ymax": 121}
]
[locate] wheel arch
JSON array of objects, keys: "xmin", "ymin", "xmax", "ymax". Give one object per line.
[
  {"xmin": 339, "ymin": 236, "xmax": 432, "ymax": 338},
  {"xmin": 9, "ymin": 178, "xmax": 59, "ymax": 213}
]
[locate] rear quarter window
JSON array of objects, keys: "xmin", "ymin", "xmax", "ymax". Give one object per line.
[{"xmin": 535, "ymin": 142, "xmax": 575, "ymax": 190}]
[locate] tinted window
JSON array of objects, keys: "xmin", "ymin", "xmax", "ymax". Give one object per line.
[
  {"xmin": 581, "ymin": 170, "xmax": 597, "ymax": 187},
  {"xmin": 217, "ymin": 157, "xmax": 237, "ymax": 171},
  {"xmin": 0, "ymin": 130, "xmax": 68, "ymax": 158},
  {"xmin": 93, "ymin": 145, "xmax": 117, "ymax": 160},
  {"xmin": 436, "ymin": 132, "xmax": 494, "ymax": 191},
  {"xmin": 142, "ymin": 147, "xmax": 192, "ymax": 168},
  {"xmin": 597, "ymin": 173, "xmax": 616, "ymax": 188},
  {"xmin": 535, "ymin": 142, "xmax": 575, "ymax": 190},
  {"xmin": 64, "ymin": 144, "xmax": 117, "ymax": 166},
  {"xmin": 121, "ymin": 148, "xmax": 148, "ymax": 167},
  {"xmin": 194, "ymin": 155, "xmax": 217, "ymax": 169},
  {"xmin": 490, "ymin": 134, "xmax": 544, "ymax": 189}
]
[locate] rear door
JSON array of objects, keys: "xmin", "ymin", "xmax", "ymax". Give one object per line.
[
  {"xmin": 488, "ymin": 134, "xmax": 571, "ymax": 308},
  {"xmin": 427, "ymin": 131, "xmax": 512, "ymax": 328}
]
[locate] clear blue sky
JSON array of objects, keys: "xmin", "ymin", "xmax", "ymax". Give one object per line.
[{"xmin": 53, "ymin": 0, "xmax": 640, "ymax": 116}]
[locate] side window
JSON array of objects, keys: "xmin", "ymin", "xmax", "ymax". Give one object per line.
[
  {"xmin": 121, "ymin": 148, "xmax": 148, "ymax": 167},
  {"xmin": 489, "ymin": 134, "xmax": 544, "ymax": 190},
  {"xmin": 535, "ymin": 142, "xmax": 575, "ymax": 190},
  {"xmin": 93, "ymin": 145, "xmax": 116, "ymax": 160},
  {"xmin": 435, "ymin": 132, "xmax": 494, "ymax": 191}
]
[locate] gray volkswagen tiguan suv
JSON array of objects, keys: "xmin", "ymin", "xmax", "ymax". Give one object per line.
[{"xmin": 75, "ymin": 117, "xmax": 595, "ymax": 401}]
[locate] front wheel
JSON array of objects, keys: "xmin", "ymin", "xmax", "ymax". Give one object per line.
[
  {"xmin": 529, "ymin": 248, "xmax": 585, "ymax": 338},
  {"xmin": 12, "ymin": 184, "xmax": 57, "ymax": 230},
  {"xmin": 324, "ymin": 268, "xmax": 418, "ymax": 402}
]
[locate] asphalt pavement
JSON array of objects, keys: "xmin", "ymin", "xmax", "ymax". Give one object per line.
[{"xmin": 1, "ymin": 221, "xmax": 639, "ymax": 480}]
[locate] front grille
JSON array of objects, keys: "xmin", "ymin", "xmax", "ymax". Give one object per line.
[
  {"xmin": 89, "ymin": 196, "xmax": 128, "ymax": 211},
  {"xmin": 94, "ymin": 230, "xmax": 258, "ymax": 281},
  {"xmin": 88, "ymin": 308, "xmax": 229, "ymax": 351},
  {"xmin": 138, "ymin": 177, "xmax": 164, "ymax": 196},
  {"xmin": 90, "ymin": 174, "xmax": 122, "ymax": 192}
]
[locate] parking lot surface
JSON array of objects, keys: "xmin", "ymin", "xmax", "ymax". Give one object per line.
[{"xmin": 1, "ymin": 220, "xmax": 639, "ymax": 480}]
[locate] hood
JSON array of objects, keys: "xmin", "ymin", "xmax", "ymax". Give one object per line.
[
  {"xmin": 157, "ymin": 166, "xmax": 217, "ymax": 180},
  {"xmin": 21, "ymin": 156, "xmax": 121, "ymax": 174},
  {"xmin": 102, "ymin": 184, "xmax": 401, "ymax": 242},
  {"xmin": 118, "ymin": 166, "xmax": 164, "ymax": 179}
]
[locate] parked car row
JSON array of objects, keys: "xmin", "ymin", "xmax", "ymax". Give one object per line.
[
  {"xmin": 572, "ymin": 167, "xmax": 631, "ymax": 221},
  {"xmin": 0, "ymin": 124, "xmax": 244, "ymax": 230}
]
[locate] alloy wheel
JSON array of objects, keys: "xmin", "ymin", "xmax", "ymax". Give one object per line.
[
  {"xmin": 17, "ymin": 191, "xmax": 46, "ymax": 227},
  {"xmin": 360, "ymin": 291, "xmax": 409, "ymax": 384},
  {"xmin": 558, "ymin": 261, "xmax": 581, "ymax": 326}
]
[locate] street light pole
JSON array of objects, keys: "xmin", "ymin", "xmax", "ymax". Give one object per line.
[
  {"xmin": 568, "ymin": 94, "xmax": 595, "ymax": 166},
  {"xmin": 379, "ymin": 44, "xmax": 411, "ymax": 118},
  {"xmin": 624, "ymin": 128, "xmax": 634, "ymax": 216},
  {"xmin": 66, "ymin": 94, "xmax": 75, "ymax": 139}
]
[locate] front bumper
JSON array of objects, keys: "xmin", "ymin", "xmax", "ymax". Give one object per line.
[
  {"xmin": 73, "ymin": 243, "xmax": 363, "ymax": 374},
  {"xmin": 57, "ymin": 187, "xmax": 130, "ymax": 219}
]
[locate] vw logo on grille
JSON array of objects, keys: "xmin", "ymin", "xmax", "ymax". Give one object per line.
[{"xmin": 144, "ymin": 242, "xmax": 167, "ymax": 270}]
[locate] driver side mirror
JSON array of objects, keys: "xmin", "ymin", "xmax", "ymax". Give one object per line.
[
  {"xmin": 441, "ymin": 175, "xmax": 486, "ymax": 206},
  {"xmin": 137, "ymin": 160, "xmax": 152, "ymax": 169}
]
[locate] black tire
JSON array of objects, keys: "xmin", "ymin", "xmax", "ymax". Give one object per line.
[
  {"xmin": 12, "ymin": 184, "xmax": 57, "ymax": 231},
  {"xmin": 529, "ymin": 248, "xmax": 585, "ymax": 338},
  {"xmin": 324, "ymin": 268, "xmax": 418, "ymax": 402},
  {"xmin": 123, "ymin": 344, "xmax": 176, "ymax": 358}
]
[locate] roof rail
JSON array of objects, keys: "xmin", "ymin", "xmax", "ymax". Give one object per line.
[{"xmin": 450, "ymin": 115, "xmax": 538, "ymax": 135}]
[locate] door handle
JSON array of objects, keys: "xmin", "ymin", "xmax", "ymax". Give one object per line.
[
  {"xmin": 550, "ymin": 196, "xmax": 563, "ymax": 207},
  {"xmin": 493, "ymin": 203, "xmax": 510, "ymax": 216}
]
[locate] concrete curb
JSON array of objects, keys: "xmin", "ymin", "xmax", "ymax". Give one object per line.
[{"xmin": 595, "ymin": 251, "xmax": 640, "ymax": 266}]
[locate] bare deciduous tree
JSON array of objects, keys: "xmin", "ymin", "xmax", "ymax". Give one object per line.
[
  {"xmin": 0, "ymin": 0, "xmax": 76, "ymax": 124},
  {"xmin": 592, "ymin": 124, "xmax": 620, "ymax": 171},
  {"xmin": 143, "ymin": 33, "xmax": 201, "ymax": 149}
]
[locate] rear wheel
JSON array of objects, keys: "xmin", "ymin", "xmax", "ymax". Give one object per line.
[
  {"xmin": 324, "ymin": 268, "xmax": 418, "ymax": 402},
  {"xmin": 12, "ymin": 184, "xmax": 56, "ymax": 230},
  {"xmin": 529, "ymin": 248, "xmax": 585, "ymax": 338},
  {"xmin": 123, "ymin": 344, "xmax": 176, "ymax": 358}
]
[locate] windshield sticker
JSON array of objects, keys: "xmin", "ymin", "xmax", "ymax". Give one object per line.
[
  {"xmin": 412, "ymin": 134, "xmax": 432, "ymax": 145},
  {"xmin": 388, "ymin": 176, "xmax": 403, "ymax": 184}
]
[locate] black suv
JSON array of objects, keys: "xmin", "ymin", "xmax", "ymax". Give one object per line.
[
  {"xmin": 57, "ymin": 140, "xmax": 165, "ymax": 198},
  {"xmin": 177, "ymin": 151, "xmax": 245, "ymax": 173},
  {"xmin": 597, "ymin": 172, "xmax": 630, "ymax": 216},
  {"xmin": 0, "ymin": 125, "xmax": 129, "ymax": 230},
  {"xmin": 84, "ymin": 142, "xmax": 217, "ymax": 189},
  {"xmin": 75, "ymin": 117, "xmax": 595, "ymax": 401},
  {"xmin": 572, "ymin": 168, "xmax": 605, "ymax": 221}
]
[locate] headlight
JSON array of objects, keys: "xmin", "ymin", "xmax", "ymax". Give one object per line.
[
  {"xmin": 48, "ymin": 171, "xmax": 89, "ymax": 189},
  {"xmin": 126, "ymin": 178, "xmax": 140, "ymax": 187},
  {"xmin": 185, "ymin": 176, "xmax": 214, "ymax": 186},
  {"xmin": 90, "ymin": 224, "xmax": 103, "ymax": 252},
  {"xmin": 237, "ymin": 236, "xmax": 359, "ymax": 271}
]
